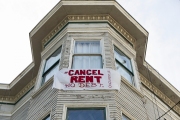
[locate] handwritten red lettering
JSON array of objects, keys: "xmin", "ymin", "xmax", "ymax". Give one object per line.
[
  {"xmin": 70, "ymin": 76, "xmax": 78, "ymax": 83},
  {"xmin": 86, "ymin": 76, "xmax": 93, "ymax": 82},
  {"xmin": 65, "ymin": 83, "xmax": 75, "ymax": 87},
  {"xmin": 79, "ymin": 83, "xmax": 85, "ymax": 88},
  {"xmin": 94, "ymin": 76, "xmax": 102, "ymax": 83},
  {"xmin": 98, "ymin": 70, "xmax": 103, "ymax": 75},
  {"xmin": 92, "ymin": 70, "xmax": 97, "ymax": 75},
  {"xmin": 86, "ymin": 83, "xmax": 90, "ymax": 87},
  {"xmin": 80, "ymin": 70, "xmax": 86, "ymax": 75},
  {"xmin": 108, "ymin": 70, "xmax": 112, "ymax": 88},
  {"xmin": 87, "ymin": 70, "xmax": 91, "ymax": 75},
  {"xmin": 69, "ymin": 70, "xmax": 74, "ymax": 75},
  {"xmin": 78, "ymin": 76, "xmax": 85, "ymax": 83},
  {"xmin": 75, "ymin": 70, "xmax": 80, "ymax": 75},
  {"xmin": 91, "ymin": 83, "xmax": 97, "ymax": 87},
  {"xmin": 99, "ymin": 84, "xmax": 104, "ymax": 87}
]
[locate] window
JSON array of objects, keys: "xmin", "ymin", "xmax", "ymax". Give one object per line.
[
  {"xmin": 72, "ymin": 41, "xmax": 102, "ymax": 69},
  {"xmin": 66, "ymin": 108, "xmax": 106, "ymax": 120},
  {"xmin": 42, "ymin": 47, "xmax": 61, "ymax": 85},
  {"xmin": 43, "ymin": 114, "xmax": 50, "ymax": 120},
  {"xmin": 114, "ymin": 47, "xmax": 134, "ymax": 85},
  {"xmin": 122, "ymin": 114, "xmax": 131, "ymax": 120}
]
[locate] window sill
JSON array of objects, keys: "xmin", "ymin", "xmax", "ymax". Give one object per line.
[
  {"xmin": 32, "ymin": 77, "xmax": 54, "ymax": 98},
  {"xmin": 121, "ymin": 77, "xmax": 144, "ymax": 98}
]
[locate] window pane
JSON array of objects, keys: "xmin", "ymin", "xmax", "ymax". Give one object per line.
[
  {"xmin": 114, "ymin": 50, "xmax": 132, "ymax": 72},
  {"xmin": 43, "ymin": 63, "xmax": 59, "ymax": 83},
  {"xmin": 46, "ymin": 117, "xmax": 50, "ymax": 120},
  {"xmin": 90, "ymin": 56, "xmax": 102, "ymax": 68},
  {"xmin": 43, "ymin": 115, "xmax": 50, "ymax": 120},
  {"xmin": 75, "ymin": 41, "xmax": 100, "ymax": 54},
  {"xmin": 116, "ymin": 61, "xmax": 133, "ymax": 84},
  {"xmin": 122, "ymin": 114, "xmax": 131, "ymax": 120},
  {"xmin": 66, "ymin": 108, "xmax": 106, "ymax": 120},
  {"xmin": 44, "ymin": 48, "xmax": 61, "ymax": 72},
  {"xmin": 72, "ymin": 56, "xmax": 102, "ymax": 69}
]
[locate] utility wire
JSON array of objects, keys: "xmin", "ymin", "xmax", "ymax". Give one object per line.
[
  {"xmin": 155, "ymin": 69, "xmax": 180, "ymax": 120},
  {"xmin": 156, "ymin": 100, "xmax": 180, "ymax": 120}
]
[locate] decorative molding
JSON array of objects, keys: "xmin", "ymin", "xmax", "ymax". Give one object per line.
[
  {"xmin": 144, "ymin": 62, "xmax": 180, "ymax": 97},
  {"xmin": 13, "ymin": 77, "xmax": 36, "ymax": 102},
  {"xmin": 42, "ymin": 15, "xmax": 136, "ymax": 48},
  {"xmin": 139, "ymin": 73, "xmax": 180, "ymax": 115},
  {"xmin": 0, "ymin": 77, "xmax": 36, "ymax": 103},
  {"xmin": 9, "ymin": 62, "xmax": 34, "ymax": 89},
  {"xmin": 0, "ymin": 96, "xmax": 14, "ymax": 103}
]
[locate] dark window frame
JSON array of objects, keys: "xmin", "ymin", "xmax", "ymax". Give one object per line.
[
  {"xmin": 66, "ymin": 107, "xmax": 106, "ymax": 120},
  {"xmin": 43, "ymin": 114, "xmax": 51, "ymax": 120},
  {"xmin": 41, "ymin": 46, "xmax": 62, "ymax": 85},
  {"xmin": 114, "ymin": 46, "xmax": 134, "ymax": 85}
]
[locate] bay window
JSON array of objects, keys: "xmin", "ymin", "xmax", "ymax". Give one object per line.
[
  {"xmin": 72, "ymin": 41, "xmax": 102, "ymax": 69},
  {"xmin": 66, "ymin": 108, "xmax": 106, "ymax": 120},
  {"xmin": 42, "ymin": 47, "xmax": 61, "ymax": 85},
  {"xmin": 114, "ymin": 47, "xmax": 134, "ymax": 85}
]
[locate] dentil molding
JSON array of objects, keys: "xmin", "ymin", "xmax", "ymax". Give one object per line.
[
  {"xmin": 42, "ymin": 15, "xmax": 136, "ymax": 48},
  {"xmin": 0, "ymin": 77, "xmax": 36, "ymax": 104},
  {"xmin": 140, "ymin": 73, "xmax": 180, "ymax": 115}
]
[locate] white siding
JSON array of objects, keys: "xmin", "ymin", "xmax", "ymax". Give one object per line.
[
  {"xmin": 55, "ymin": 90, "xmax": 117, "ymax": 120},
  {"xmin": 26, "ymin": 83, "xmax": 58, "ymax": 120},
  {"xmin": 11, "ymin": 102, "xmax": 30, "ymax": 120},
  {"xmin": 0, "ymin": 116, "xmax": 11, "ymax": 120},
  {"xmin": 115, "ymin": 82, "xmax": 147, "ymax": 120}
]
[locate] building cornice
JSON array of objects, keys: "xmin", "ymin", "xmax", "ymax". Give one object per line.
[
  {"xmin": 30, "ymin": 1, "xmax": 148, "ymax": 38},
  {"xmin": 13, "ymin": 77, "xmax": 36, "ymax": 102},
  {"xmin": 140, "ymin": 73, "xmax": 180, "ymax": 115},
  {"xmin": 0, "ymin": 62, "xmax": 34, "ymax": 91},
  {"xmin": 143, "ymin": 61, "xmax": 180, "ymax": 97},
  {"xmin": 9, "ymin": 62, "xmax": 34, "ymax": 89},
  {"xmin": 0, "ymin": 77, "xmax": 36, "ymax": 104},
  {"xmin": 42, "ymin": 15, "xmax": 136, "ymax": 48}
]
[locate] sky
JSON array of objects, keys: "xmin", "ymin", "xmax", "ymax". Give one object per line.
[{"xmin": 0, "ymin": 0, "xmax": 180, "ymax": 91}]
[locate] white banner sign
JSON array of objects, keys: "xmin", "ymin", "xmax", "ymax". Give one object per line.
[{"xmin": 53, "ymin": 68, "xmax": 121, "ymax": 90}]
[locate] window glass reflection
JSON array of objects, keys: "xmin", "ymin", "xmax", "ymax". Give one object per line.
[{"xmin": 67, "ymin": 108, "xmax": 106, "ymax": 120}]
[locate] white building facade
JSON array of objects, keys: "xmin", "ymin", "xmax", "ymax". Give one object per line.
[{"xmin": 0, "ymin": 0, "xmax": 180, "ymax": 120}]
